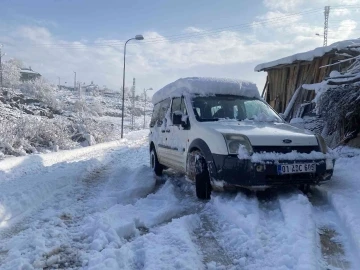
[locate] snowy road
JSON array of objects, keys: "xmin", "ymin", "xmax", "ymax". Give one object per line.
[{"xmin": 0, "ymin": 131, "xmax": 359, "ymax": 270}]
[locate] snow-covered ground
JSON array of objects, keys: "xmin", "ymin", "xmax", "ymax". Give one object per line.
[{"xmin": 0, "ymin": 130, "xmax": 359, "ymax": 269}]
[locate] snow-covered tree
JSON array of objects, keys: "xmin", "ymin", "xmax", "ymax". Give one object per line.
[
  {"xmin": 20, "ymin": 78, "xmax": 60, "ymax": 109},
  {"xmin": 2, "ymin": 59, "xmax": 22, "ymax": 88}
]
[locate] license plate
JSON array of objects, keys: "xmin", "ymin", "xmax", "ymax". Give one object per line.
[{"xmin": 277, "ymin": 163, "xmax": 316, "ymax": 175}]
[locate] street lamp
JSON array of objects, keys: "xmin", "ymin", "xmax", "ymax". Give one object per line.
[
  {"xmin": 121, "ymin": 34, "xmax": 144, "ymax": 138},
  {"xmin": 143, "ymin": 87, "xmax": 153, "ymax": 128}
]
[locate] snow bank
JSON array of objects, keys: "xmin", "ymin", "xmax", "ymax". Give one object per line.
[
  {"xmin": 85, "ymin": 215, "xmax": 202, "ymax": 270},
  {"xmin": 255, "ymin": 38, "xmax": 360, "ymax": 71},
  {"xmin": 0, "ymin": 130, "xmax": 148, "ymax": 226},
  {"xmin": 82, "ymin": 179, "xmax": 203, "ymax": 269},
  {"xmin": 152, "ymin": 77, "xmax": 259, "ymax": 104},
  {"xmin": 320, "ymin": 147, "xmax": 360, "ymax": 256},
  {"xmin": 82, "ymin": 180, "xmax": 184, "ymax": 252}
]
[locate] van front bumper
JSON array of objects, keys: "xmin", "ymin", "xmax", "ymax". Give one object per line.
[{"xmin": 210, "ymin": 154, "xmax": 334, "ymax": 188}]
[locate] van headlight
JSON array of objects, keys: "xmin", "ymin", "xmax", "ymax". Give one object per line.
[
  {"xmin": 316, "ymin": 135, "xmax": 328, "ymax": 154},
  {"xmin": 223, "ymin": 134, "xmax": 253, "ymax": 155}
]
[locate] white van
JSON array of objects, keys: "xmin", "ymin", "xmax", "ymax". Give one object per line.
[{"xmin": 149, "ymin": 77, "xmax": 334, "ymax": 199}]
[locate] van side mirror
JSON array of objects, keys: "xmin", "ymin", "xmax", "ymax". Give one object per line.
[
  {"xmin": 172, "ymin": 111, "xmax": 189, "ymax": 128},
  {"xmin": 172, "ymin": 112, "xmax": 182, "ymax": 125}
]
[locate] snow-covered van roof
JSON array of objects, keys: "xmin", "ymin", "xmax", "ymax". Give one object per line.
[
  {"xmin": 151, "ymin": 77, "xmax": 259, "ymax": 104},
  {"xmin": 255, "ymin": 38, "xmax": 360, "ymax": 72}
]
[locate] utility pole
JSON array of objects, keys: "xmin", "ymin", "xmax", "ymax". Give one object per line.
[
  {"xmin": 73, "ymin": 71, "xmax": 77, "ymax": 94},
  {"xmin": 131, "ymin": 78, "xmax": 136, "ymax": 130},
  {"xmin": 323, "ymin": 6, "xmax": 330, "ymax": 46}
]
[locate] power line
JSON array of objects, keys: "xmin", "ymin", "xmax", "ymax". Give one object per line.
[
  {"xmin": 1, "ymin": 8, "xmax": 324, "ymax": 50},
  {"xmin": 2, "ymin": 5, "xmax": 360, "ymax": 51}
]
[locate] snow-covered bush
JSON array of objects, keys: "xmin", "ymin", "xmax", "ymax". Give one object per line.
[
  {"xmin": 317, "ymin": 84, "xmax": 360, "ymax": 147},
  {"xmin": 0, "ymin": 115, "xmax": 77, "ymax": 157},
  {"xmin": 2, "ymin": 59, "xmax": 21, "ymax": 89},
  {"xmin": 300, "ymin": 57, "xmax": 360, "ymax": 148},
  {"xmin": 91, "ymin": 99, "xmax": 104, "ymax": 116},
  {"xmin": 69, "ymin": 116, "xmax": 116, "ymax": 145},
  {"xmin": 71, "ymin": 99, "xmax": 103, "ymax": 117},
  {"xmin": 20, "ymin": 78, "xmax": 60, "ymax": 110}
]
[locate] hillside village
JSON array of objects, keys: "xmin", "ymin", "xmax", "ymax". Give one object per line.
[{"xmin": 0, "ymin": 58, "xmax": 153, "ymax": 158}]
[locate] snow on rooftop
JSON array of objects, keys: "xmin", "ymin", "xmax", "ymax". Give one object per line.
[
  {"xmin": 255, "ymin": 38, "xmax": 360, "ymax": 72},
  {"xmin": 20, "ymin": 69, "xmax": 40, "ymax": 75},
  {"xmin": 152, "ymin": 77, "xmax": 259, "ymax": 104}
]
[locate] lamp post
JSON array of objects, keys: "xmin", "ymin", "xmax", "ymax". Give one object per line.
[
  {"xmin": 143, "ymin": 87, "xmax": 153, "ymax": 128},
  {"xmin": 121, "ymin": 34, "xmax": 144, "ymax": 139}
]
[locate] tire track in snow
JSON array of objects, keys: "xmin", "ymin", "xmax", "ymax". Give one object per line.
[
  {"xmin": 193, "ymin": 213, "xmax": 234, "ymax": 269},
  {"xmin": 110, "ymin": 170, "xmax": 235, "ymax": 270},
  {"xmin": 307, "ymin": 188, "xmax": 357, "ymax": 270},
  {"xmin": 200, "ymin": 189, "xmax": 325, "ymax": 269},
  {"xmin": 164, "ymin": 173, "xmax": 235, "ymax": 269},
  {"xmin": 82, "ymin": 170, "xmax": 207, "ymax": 269}
]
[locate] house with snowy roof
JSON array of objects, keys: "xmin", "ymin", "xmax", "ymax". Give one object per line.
[
  {"xmin": 256, "ymin": 39, "xmax": 360, "ymax": 148},
  {"xmin": 255, "ymin": 39, "xmax": 360, "ymax": 119},
  {"xmin": 20, "ymin": 67, "xmax": 41, "ymax": 81}
]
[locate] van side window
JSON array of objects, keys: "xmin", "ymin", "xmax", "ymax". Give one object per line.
[
  {"xmin": 171, "ymin": 97, "xmax": 188, "ymax": 118},
  {"xmin": 180, "ymin": 97, "xmax": 188, "ymax": 115},
  {"xmin": 150, "ymin": 103, "xmax": 161, "ymax": 127},
  {"xmin": 157, "ymin": 98, "xmax": 171, "ymax": 126},
  {"xmin": 171, "ymin": 97, "xmax": 182, "ymax": 115}
]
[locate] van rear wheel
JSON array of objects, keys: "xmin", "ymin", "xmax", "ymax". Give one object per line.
[
  {"xmin": 150, "ymin": 148, "xmax": 163, "ymax": 176},
  {"xmin": 192, "ymin": 151, "xmax": 212, "ymax": 200}
]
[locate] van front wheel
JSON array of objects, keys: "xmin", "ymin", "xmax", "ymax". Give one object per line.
[
  {"xmin": 193, "ymin": 151, "xmax": 212, "ymax": 200},
  {"xmin": 150, "ymin": 149, "xmax": 163, "ymax": 176}
]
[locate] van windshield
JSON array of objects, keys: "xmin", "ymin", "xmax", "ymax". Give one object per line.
[{"xmin": 191, "ymin": 95, "xmax": 282, "ymax": 122}]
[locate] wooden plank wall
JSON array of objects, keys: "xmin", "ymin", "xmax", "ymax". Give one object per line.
[{"xmin": 265, "ymin": 54, "xmax": 335, "ymax": 116}]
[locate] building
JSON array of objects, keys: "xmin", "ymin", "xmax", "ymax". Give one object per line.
[
  {"xmin": 20, "ymin": 67, "xmax": 41, "ymax": 81},
  {"xmin": 255, "ymin": 38, "xmax": 360, "ymax": 119}
]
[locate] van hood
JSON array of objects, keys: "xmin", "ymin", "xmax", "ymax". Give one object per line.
[{"xmin": 201, "ymin": 120, "xmax": 318, "ymax": 146}]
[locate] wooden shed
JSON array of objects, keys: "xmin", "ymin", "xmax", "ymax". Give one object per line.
[{"xmin": 255, "ymin": 39, "xmax": 360, "ymax": 119}]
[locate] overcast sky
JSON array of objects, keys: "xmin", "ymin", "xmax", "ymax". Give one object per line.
[{"xmin": 1, "ymin": 0, "xmax": 359, "ymax": 95}]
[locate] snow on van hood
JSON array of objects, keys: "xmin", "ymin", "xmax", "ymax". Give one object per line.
[{"xmin": 202, "ymin": 120, "xmax": 318, "ymax": 146}]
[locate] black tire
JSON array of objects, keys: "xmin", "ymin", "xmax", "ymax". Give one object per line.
[
  {"xmin": 299, "ymin": 184, "xmax": 311, "ymax": 194},
  {"xmin": 194, "ymin": 152, "xmax": 212, "ymax": 200},
  {"xmin": 150, "ymin": 148, "xmax": 163, "ymax": 176}
]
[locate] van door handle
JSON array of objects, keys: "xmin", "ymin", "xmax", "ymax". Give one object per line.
[
  {"xmin": 165, "ymin": 130, "xmax": 170, "ymax": 133},
  {"xmin": 161, "ymin": 130, "xmax": 166, "ymax": 133}
]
